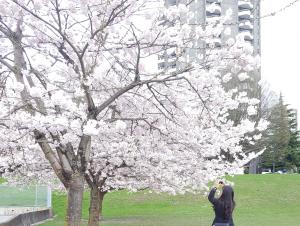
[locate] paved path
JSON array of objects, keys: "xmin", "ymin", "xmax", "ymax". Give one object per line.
[{"xmin": 0, "ymin": 215, "xmax": 14, "ymax": 223}]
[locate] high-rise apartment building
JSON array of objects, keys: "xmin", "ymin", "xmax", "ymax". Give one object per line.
[
  {"xmin": 159, "ymin": 0, "xmax": 260, "ymax": 69},
  {"xmin": 159, "ymin": 0, "xmax": 261, "ymax": 120},
  {"xmin": 160, "ymin": 0, "xmax": 262, "ymax": 173}
]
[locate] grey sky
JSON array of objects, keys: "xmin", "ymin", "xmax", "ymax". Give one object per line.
[{"xmin": 261, "ymin": 0, "xmax": 300, "ymax": 116}]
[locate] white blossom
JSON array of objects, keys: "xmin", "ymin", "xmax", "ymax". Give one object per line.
[
  {"xmin": 238, "ymin": 72, "xmax": 250, "ymax": 81},
  {"xmin": 83, "ymin": 120, "xmax": 99, "ymax": 136},
  {"xmin": 247, "ymin": 105, "xmax": 257, "ymax": 116},
  {"xmin": 115, "ymin": 120, "xmax": 127, "ymax": 130},
  {"xmin": 0, "ymin": 0, "xmax": 264, "ymax": 196}
]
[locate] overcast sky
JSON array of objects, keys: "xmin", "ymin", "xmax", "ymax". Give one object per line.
[{"xmin": 261, "ymin": 0, "xmax": 300, "ymax": 116}]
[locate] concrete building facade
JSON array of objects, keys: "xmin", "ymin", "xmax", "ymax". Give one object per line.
[
  {"xmin": 161, "ymin": 0, "xmax": 262, "ymax": 173},
  {"xmin": 160, "ymin": 0, "xmax": 262, "ymax": 122},
  {"xmin": 159, "ymin": 0, "xmax": 261, "ymax": 70}
]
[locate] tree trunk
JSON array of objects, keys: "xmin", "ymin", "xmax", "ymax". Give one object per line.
[
  {"xmin": 272, "ymin": 149, "xmax": 276, "ymax": 173},
  {"xmin": 249, "ymin": 157, "xmax": 259, "ymax": 174},
  {"xmin": 65, "ymin": 173, "xmax": 85, "ymax": 226},
  {"xmin": 88, "ymin": 187, "xmax": 105, "ymax": 226}
]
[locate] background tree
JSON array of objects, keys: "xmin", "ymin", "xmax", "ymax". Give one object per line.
[
  {"xmin": 246, "ymin": 80, "xmax": 278, "ymax": 173},
  {"xmin": 261, "ymin": 94, "xmax": 290, "ymax": 172},
  {"xmin": 284, "ymin": 108, "xmax": 300, "ymax": 171}
]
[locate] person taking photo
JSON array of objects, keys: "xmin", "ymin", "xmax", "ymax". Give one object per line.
[{"xmin": 208, "ymin": 181, "xmax": 236, "ymax": 226}]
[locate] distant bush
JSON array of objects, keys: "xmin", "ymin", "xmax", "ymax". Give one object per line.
[{"xmin": 0, "ymin": 177, "xmax": 6, "ymax": 184}]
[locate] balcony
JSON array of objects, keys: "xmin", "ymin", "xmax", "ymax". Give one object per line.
[
  {"xmin": 158, "ymin": 61, "xmax": 178, "ymax": 70},
  {"xmin": 206, "ymin": 38, "xmax": 222, "ymax": 48},
  {"xmin": 238, "ymin": 1, "xmax": 254, "ymax": 10},
  {"xmin": 238, "ymin": 10, "xmax": 253, "ymax": 20},
  {"xmin": 166, "ymin": 0, "xmax": 177, "ymax": 6},
  {"xmin": 206, "ymin": 3, "xmax": 221, "ymax": 17},
  {"xmin": 158, "ymin": 62, "xmax": 166, "ymax": 70},
  {"xmin": 245, "ymin": 39, "xmax": 254, "ymax": 45},
  {"xmin": 169, "ymin": 61, "xmax": 177, "ymax": 69},
  {"xmin": 206, "ymin": 0, "xmax": 221, "ymax": 4},
  {"xmin": 241, "ymin": 31, "xmax": 254, "ymax": 42},
  {"xmin": 206, "ymin": 16, "xmax": 220, "ymax": 24},
  {"xmin": 239, "ymin": 21, "xmax": 254, "ymax": 30},
  {"xmin": 206, "ymin": 11, "xmax": 221, "ymax": 17},
  {"xmin": 239, "ymin": 27, "xmax": 253, "ymax": 33}
]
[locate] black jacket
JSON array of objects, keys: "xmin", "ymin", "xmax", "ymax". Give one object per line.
[{"xmin": 208, "ymin": 187, "xmax": 234, "ymax": 226}]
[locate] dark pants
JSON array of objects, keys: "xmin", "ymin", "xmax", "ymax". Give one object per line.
[{"xmin": 213, "ymin": 224, "xmax": 230, "ymax": 226}]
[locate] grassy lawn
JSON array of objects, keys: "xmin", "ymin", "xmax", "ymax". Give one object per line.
[{"xmin": 37, "ymin": 174, "xmax": 300, "ymax": 226}]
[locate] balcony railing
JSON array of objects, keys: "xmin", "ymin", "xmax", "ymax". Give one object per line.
[
  {"xmin": 206, "ymin": 0, "xmax": 221, "ymax": 4},
  {"xmin": 241, "ymin": 30, "xmax": 254, "ymax": 40},
  {"xmin": 238, "ymin": 1, "xmax": 254, "ymax": 10},
  {"xmin": 239, "ymin": 21, "xmax": 254, "ymax": 30},
  {"xmin": 238, "ymin": 10, "xmax": 253, "ymax": 20}
]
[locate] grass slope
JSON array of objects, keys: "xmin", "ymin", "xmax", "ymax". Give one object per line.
[{"xmin": 41, "ymin": 174, "xmax": 300, "ymax": 226}]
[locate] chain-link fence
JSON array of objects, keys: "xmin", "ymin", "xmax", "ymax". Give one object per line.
[{"xmin": 0, "ymin": 185, "xmax": 51, "ymax": 208}]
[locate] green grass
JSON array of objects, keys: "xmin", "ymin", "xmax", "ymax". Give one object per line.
[
  {"xmin": 0, "ymin": 177, "xmax": 6, "ymax": 184},
  {"xmin": 38, "ymin": 174, "xmax": 300, "ymax": 226}
]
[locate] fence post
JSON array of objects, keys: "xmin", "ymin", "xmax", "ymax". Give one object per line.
[
  {"xmin": 47, "ymin": 186, "xmax": 52, "ymax": 208},
  {"xmin": 35, "ymin": 184, "xmax": 38, "ymax": 206}
]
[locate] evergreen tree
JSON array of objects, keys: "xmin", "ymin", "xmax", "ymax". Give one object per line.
[
  {"xmin": 261, "ymin": 94, "xmax": 290, "ymax": 172},
  {"xmin": 284, "ymin": 108, "xmax": 300, "ymax": 171}
]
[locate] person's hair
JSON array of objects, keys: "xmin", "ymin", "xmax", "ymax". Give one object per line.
[{"xmin": 218, "ymin": 185, "xmax": 236, "ymax": 220}]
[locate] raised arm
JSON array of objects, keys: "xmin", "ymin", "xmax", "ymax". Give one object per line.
[{"xmin": 208, "ymin": 187, "xmax": 218, "ymax": 205}]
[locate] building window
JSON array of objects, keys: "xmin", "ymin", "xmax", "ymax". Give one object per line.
[
  {"xmin": 238, "ymin": 1, "xmax": 254, "ymax": 11},
  {"xmin": 169, "ymin": 61, "xmax": 177, "ymax": 69},
  {"xmin": 158, "ymin": 62, "xmax": 166, "ymax": 70},
  {"xmin": 245, "ymin": 39, "xmax": 254, "ymax": 45},
  {"xmin": 206, "ymin": 0, "xmax": 221, "ymax": 4},
  {"xmin": 206, "ymin": 11, "xmax": 221, "ymax": 17},
  {"xmin": 158, "ymin": 54, "xmax": 165, "ymax": 60},
  {"xmin": 238, "ymin": 10, "xmax": 253, "ymax": 20},
  {"xmin": 168, "ymin": 0, "xmax": 177, "ymax": 6},
  {"xmin": 170, "ymin": 51, "xmax": 176, "ymax": 58},
  {"xmin": 239, "ymin": 27, "xmax": 253, "ymax": 33}
]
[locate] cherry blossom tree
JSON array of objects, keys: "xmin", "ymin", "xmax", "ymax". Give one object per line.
[{"xmin": 0, "ymin": 1, "xmax": 266, "ymax": 226}]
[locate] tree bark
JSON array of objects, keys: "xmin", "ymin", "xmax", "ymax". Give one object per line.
[
  {"xmin": 249, "ymin": 157, "xmax": 260, "ymax": 174},
  {"xmin": 65, "ymin": 173, "xmax": 85, "ymax": 226},
  {"xmin": 88, "ymin": 187, "xmax": 105, "ymax": 226}
]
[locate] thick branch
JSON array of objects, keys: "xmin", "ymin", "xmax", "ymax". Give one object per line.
[
  {"xmin": 77, "ymin": 135, "xmax": 91, "ymax": 173},
  {"xmin": 34, "ymin": 130, "xmax": 68, "ymax": 188}
]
